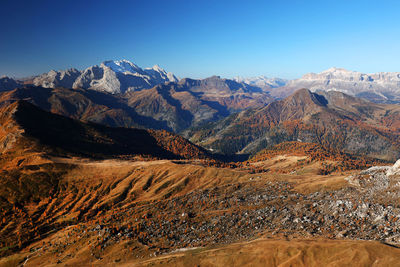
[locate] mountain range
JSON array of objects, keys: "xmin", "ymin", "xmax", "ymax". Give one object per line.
[
  {"xmin": 271, "ymin": 67, "xmax": 400, "ymax": 103},
  {"xmin": 0, "ymin": 80, "xmax": 271, "ymax": 133},
  {"xmin": 6, "ymin": 63, "xmax": 400, "ymax": 104},
  {"xmin": 187, "ymin": 88, "xmax": 400, "ymax": 161},
  {"xmin": 32, "ymin": 60, "xmax": 179, "ymax": 94},
  {"xmin": 2, "ymin": 61, "xmax": 400, "ymax": 160},
  {"xmin": 0, "ymin": 100, "xmax": 211, "ymax": 161}
]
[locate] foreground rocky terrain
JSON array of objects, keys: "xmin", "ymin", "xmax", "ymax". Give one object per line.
[
  {"xmin": 1, "ymin": 95, "xmax": 400, "ymax": 266},
  {"xmin": 2, "ymin": 154, "xmax": 400, "ymax": 266}
]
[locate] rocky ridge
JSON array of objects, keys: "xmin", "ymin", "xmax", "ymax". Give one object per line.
[
  {"xmin": 272, "ymin": 67, "xmax": 400, "ymax": 103},
  {"xmin": 33, "ymin": 60, "xmax": 178, "ymax": 94}
]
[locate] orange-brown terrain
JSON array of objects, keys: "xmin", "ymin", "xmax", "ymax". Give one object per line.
[
  {"xmin": 3, "ymin": 0, "xmax": 400, "ymax": 265},
  {"xmin": 2, "ymin": 94, "xmax": 400, "ymax": 266}
]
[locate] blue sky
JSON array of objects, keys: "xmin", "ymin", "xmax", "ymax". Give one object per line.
[{"xmin": 1, "ymin": 0, "xmax": 400, "ymax": 79}]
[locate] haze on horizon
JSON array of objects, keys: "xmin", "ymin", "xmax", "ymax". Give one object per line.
[{"xmin": 1, "ymin": 0, "xmax": 400, "ymax": 79}]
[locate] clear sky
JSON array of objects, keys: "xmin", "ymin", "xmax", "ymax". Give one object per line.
[{"xmin": 1, "ymin": 0, "xmax": 400, "ymax": 79}]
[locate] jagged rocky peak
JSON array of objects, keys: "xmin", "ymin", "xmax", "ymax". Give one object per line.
[
  {"xmin": 144, "ymin": 64, "xmax": 179, "ymax": 83},
  {"xmin": 33, "ymin": 68, "xmax": 81, "ymax": 88},
  {"xmin": 31, "ymin": 59, "xmax": 179, "ymax": 94}
]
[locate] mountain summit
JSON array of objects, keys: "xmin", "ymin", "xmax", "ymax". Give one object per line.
[{"xmin": 33, "ymin": 60, "xmax": 178, "ymax": 94}]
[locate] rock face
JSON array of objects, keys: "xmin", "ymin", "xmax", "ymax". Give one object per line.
[
  {"xmin": 33, "ymin": 60, "xmax": 178, "ymax": 94},
  {"xmin": 0, "ymin": 76, "xmax": 20, "ymax": 92},
  {"xmin": 387, "ymin": 159, "xmax": 400, "ymax": 176},
  {"xmin": 188, "ymin": 88, "xmax": 400, "ymax": 160},
  {"xmin": 33, "ymin": 68, "xmax": 81, "ymax": 89},
  {"xmin": 272, "ymin": 67, "xmax": 400, "ymax": 103}
]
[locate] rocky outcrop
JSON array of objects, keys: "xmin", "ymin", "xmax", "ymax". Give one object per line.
[{"xmin": 33, "ymin": 68, "xmax": 81, "ymax": 88}]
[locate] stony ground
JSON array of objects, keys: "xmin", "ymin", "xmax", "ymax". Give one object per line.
[{"xmin": 2, "ymin": 157, "xmax": 400, "ymax": 266}]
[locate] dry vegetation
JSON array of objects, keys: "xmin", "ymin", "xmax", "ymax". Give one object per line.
[
  {"xmin": 2, "ymin": 99, "xmax": 400, "ymax": 266},
  {"xmin": 129, "ymin": 238, "xmax": 400, "ymax": 267},
  {"xmin": 1, "ymin": 154, "xmax": 400, "ymax": 266}
]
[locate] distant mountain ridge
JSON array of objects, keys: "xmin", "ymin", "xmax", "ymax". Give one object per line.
[
  {"xmin": 4, "ymin": 64, "xmax": 400, "ymax": 135},
  {"xmin": 233, "ymin": 76, "xmax": 287, "ymax": 90},
  {"xmin": 0, "ymin": 77, "xmax": 274, "ymax": 133},
  {"xmin": 271, "ymin": 67, "xmax": 400, "ymax": 103},
  {"xmin": 6, "ymin": 65, "xmax": 400, "ymax": 104},
  {"xmin": 32, "ymin": 59, "xmax": 178, "ymax": 94}
]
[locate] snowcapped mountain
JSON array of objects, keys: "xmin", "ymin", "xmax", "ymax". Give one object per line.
[
  {"xmin": 33, "ymin": 60, "xmax": 179, "ymax": 94},
  {"xmin": 103, "ymin": 59, "xmax": 143, "ymax": 73},
  {"xmin": 233, "ymin": 76, "xmax": 287, "ymax": 90},
  {"xmin": 271, "ymin": 67, "xmax": 400, "ymax": 103}
]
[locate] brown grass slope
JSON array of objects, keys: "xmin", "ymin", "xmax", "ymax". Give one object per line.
[{"xmin": 130, "ymin": 238, "xmax": 400, "ymax": 267}]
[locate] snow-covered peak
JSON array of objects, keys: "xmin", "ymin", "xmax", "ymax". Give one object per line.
[
  {"xmin": 275, "ymin": 67, "xmax": 400, "ymax": 103},
  {"xmin": 102, "ymin": 60, "xmax": 142, "ymax": 74},
  {"xmin": 32, "ymin": 59, "xmax": 178, "ymax": 94},
  {"xmin": 151, "ymin": 64, "xmax": 165, "ymax": 73},
  {"xmin": 301, "ymin": 67, "xmax": 363, "ymax": 81},
  {"xmin": 234, "ymin": 75, "xmax": 287, "ymax": 88},
  {"xmin": 144, "ymin": 65, "xmax": 169, "ymax": 75},
  {"xmin": 321, "ymin": 67, "xmax": 352, "ymax": 74}
]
